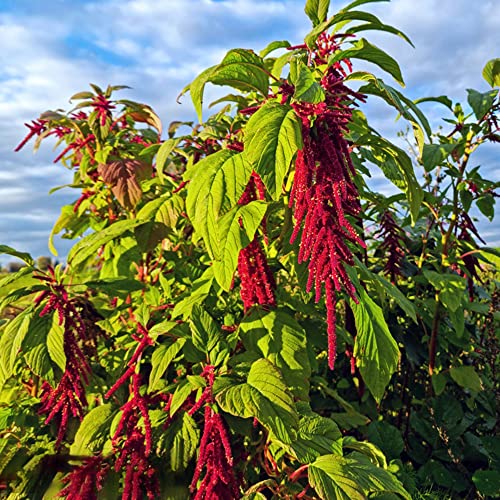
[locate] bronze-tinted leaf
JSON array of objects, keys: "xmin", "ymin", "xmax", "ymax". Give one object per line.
[{"xmin": 98, "ymin": 159, "xmax": 152, "ymax": 210}]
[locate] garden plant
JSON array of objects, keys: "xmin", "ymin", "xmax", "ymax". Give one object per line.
[{"xmin": 0, "ymin": 0, "xmax": 499, "ymax": 498}]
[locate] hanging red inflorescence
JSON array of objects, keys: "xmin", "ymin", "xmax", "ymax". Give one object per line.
[
  {"xmin": 375, "ymin": 210, "xmax": 407, "ymax": 284},
  {"xmin": 237, "ymin": 172, "xmax": 276, "ymax": 311},
  {"xmin": 288, "ymin": 35, "xmax": 366, "ymax": 369},
  {"xmin": 34, "ymin": 268, "xmax": 94, "ymax": 447},
  {"xmin": 112, "ymin": 373, "xmax": 159, "ymax": 500},
  {"xmin": 58, "ymin": 455, "xmax": 109, "ymax": 500}
]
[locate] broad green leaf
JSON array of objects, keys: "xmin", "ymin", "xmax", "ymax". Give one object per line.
[
  {"xmin": 0, "ymin": 267, "xmax": 37, "ymax": 299},
  {"xmin": 22, "ymin": 312, "xmax": 55, "ymax": 385},
  {"xmin": 188, "ymin": 49, "xmax": 269, "ymax": 121},
  {"xmin": 467, "ymin": 88, "xmax": 498, "ymax": 120},
  {"xmin": 186, "ymin": 150, "xmax": 249, "ymax": 259},
  {"xmin": 482, "ymin": 58, "xmax": 500, "ymax": 88},
  {"xmin": 293, "ymin": 63, "xmax": 325, "ymax": 103},
  {"xmin": 49, "ymin": 205, "xmax": 88, "ymax": 256},
  {"xmin": 473, "ymin": 470, "xmax": 500, "ymax": 497},
  {"xmin": 432, "ymin": 372, "xmax": 448, "ymax": 395},
  {"xmin": 309, "ymin": 453, "xmax": 410, "ymax": 500},
  {"xmin": 0, "ymin": 310, "xmax": 32, "ymax": 388},
  {"xmin": 212, "ymin": 200, "xmax": 267, "ymax": 290},
  {"xmin": 70, "ymin": 404, "xmax": 116, "ymax": 455},
  {"xmin": 304, "ymin": 0, "xmax": 330, "ymax": 26},
  {"xmin": 155, "ymin": 138, "xmax": 180, "ymax": 182},
  {"xmin": 449, "ymin": 365, "xmax": 483, "ymax": 392},
  {"xmin": 183, "ymin": 66, "xmax": 216, "ymax": 122},
  {"xmin": 329, "ymin": 38, "xmax": 404, "ymax": 86},
  {"xmin": 367, "ymin": 421, "xmax": 404, "ymax": 460},
  {"xmin": 68, "ymin": 219, "xmax": 144, "ymax": 270},
  {"xmin": 288, "ymin": 404, "xmax": 342, "ymax": 463},
  {"xmin": 342, "ymin": 0, "xmax": 389, "ymax": 12},
  {"xmin": 170, "ymin": 412, "xmax": 199, "ymax": 472},
  {"xmin": 423, "ymin": 270, "xmax": 466, "ymax": 312},
  {"xmin": 354, "ymin": 257, "xmax": 417, "ymax": 323},
  {"xmin": 189, "ymin": 305, "xmax": 221, "ymax": 354},
  {"xmin": 149, "ymin": 338, "xmax": 186, "ymax": 391},
  {"xmin": 414, "ymin": 95, "xmax": 453, "ymax": 110},
  {"xmin": 170, "ymin": 380, "xmax": 194, "ymax": 418},
  {"xmin": 83, "ymin": 277, "xmax": 145, "ymax": 294},
  {"xmin": 421, "ymin": 143, "xmax": 454, "ymax": 171},
  {"xmin": 476, "ymin": 195, "xmax": 495, "ymax": 220},
  {"xmin": 172, "ymin": 267, "xmax": 214, "ymax": 319},
  {"xmin": 216, "ymin": 358, "xmax": 298, "ymax": 444},
  {"xmin": 356, "ymin": 134, "xmax": 423, "ymax": 224},
  {"xmin": 0, "ymin": 245, "xmax": 34, "ymax": 266},
  {"xmin": 347, "ymin": 22, "xmax": 414, "ymax": 47},
  {"xmin": 240, "ymin": 309, "xmax": 311, "ymax": 399},
  {"xmin": 259, "ymin": 40, "xmax": 291, "ymax": 58},
  {"xmin": 356, "ymin": 78, "xmax": 431, "ymax": 141},
  {"xmin": 244, "ymin": 102, "xmax": 303, "ymax": 199},
  {"xmin": 352, "ymin": 290, "xmax": 399, "ymax": 403},
  {"xmin": 46, "ymin": 314, "xmax": 65, "ymax": 372}
]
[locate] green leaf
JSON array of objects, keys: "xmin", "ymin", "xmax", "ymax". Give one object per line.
[
  {"xmin": 473, "ymin": 470, "xmax": 500, "ymax": 497},
  {"xmin": 188, "ymin": 49, "xmax": 269, "ymax": 121},
  {"xmin": 49, "ymin": 205, "xmax": 87, "ymax": 256},
  {"xmin": 367, "ymin": 421, "xmax": 404, "ymax": 460},
  {"xmin": 155, "ymin": 138, "xmax": 180, "ymax": 182},
  {"xmin": 0, "ymin": 310, "xmax": 32, "ymax": 388},
  {"xmin": 476, "ymin": 195, "xmax": 495, "ymax": 220},
  {"xmin": 467, "ymin": 88, "xmax": 498, "ymax": 120},
  {"xmin": 186, "ymin": 150, "xmax": 252, "ymax": 260},
  {"xmin": 304, "ymin": 0, "xmax": 330, "ymax": 26},
  {"xmin": 432, "ymin": 372, "xmax": 448, "ymax": 395},
  {"xmin": 170, "ymin": 412, "xmax": 199, "ymax": 472},
  {"xmin": 170, "ymin": 380, "xmax": 194, "ymax": 418},
  {"xmin": 172, "ymin": 267, "xmax": 214, "ymax": 319},
  {"xmin": 70, "ymin": 404, "xmax": 116, "ymax": 455},
  {"xmin": 329, "ymin": 38, "xmax": 404, "ymax": 86},
  {"xmin": 46, "ymin": 314, "xmax": 66, "ymax": 372},
  {"xmin": 0, "ymin": 245, "xmax": 34, "ymax": 266},
  {"xmin": 482, "ymin": 58, "xmax": 500, "ymax": 88},
  {"xmin": 423, "ymin": 270, "xmax": 466, "ymax": 312},
  {"xmin": 244, "ymin": 102, "xmax": 303, "ymax": 199},
  {"xmin": 216, "ymin": 358, "xmax": 298, "ymax": 444},
  {"xmin": 259, "ymin": 40, "xmax": 291, "ymax": 58},
  {"xmin": 347, "ymin": 22, "xmax": 414, "ymax": 48},
  {"xmin": 342, "ymin": 0, "xmax": 389, "ymax": 12},
  {"xmin": 68, "ymin": 219, "xmax": 144, "ymax": 270},
  {"xmin": 414, "ymin": 95, "xmax": 453, "ymax": 110},
  {"xmin": 309, "ymin": 453, "xmax": 410, "ymax": 500},
  {"xmin": 356, "ymin": 134, "xmax": 423, "ymax": 224},
  {"xmin": 22, "ymin": 312, "xmax": 55, "ymax": 385},
  {"xmin": 189, "ymin": 305, "xmax": 221, "ymax": 354},
  {"xmin": 356, "ymin": 78, "xmax": 431, "ymax": 142},
  {"xmin": 293, "ymin": 63, "xmax": 325, "ymax": 103},
  {"xmin": 421, "ymin": 143, "xmax": 454, "ymax": 171},
  {"xmin": 449, "ymin": 365, "xmax": 483, "ymax": 392},
  {"xmin": 212, "ymin": 200, "xmax": 267, "ymax": 290},
  {"xmin": 149, "ymin": 339, "xmax": 186, "ymax": 392},
  {"xmin": 351, "ymin": 290, "xmax": 399, "ymax": 403},
  {"xmin": 83, "ymin": 277, "xmax": 145, "ymax": 294},
  {"xmin": 355, "ymin": 261, "xmax": 417, "ymax": 323},
  {"xmin": 240, "ymin": 309, "xmax": 311, "ymax": 399},
  {"xmin": 288, "ymin": 405, "xmax": 342, "ymax": 463}
]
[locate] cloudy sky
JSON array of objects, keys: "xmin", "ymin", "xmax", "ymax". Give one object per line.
[{"xmin": 0, "ymin": 0, "xmax": 498, "ymax": 265}]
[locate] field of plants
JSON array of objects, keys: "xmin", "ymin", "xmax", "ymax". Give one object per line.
[{"xmin": 0, "ymin": 0, "xmax": 498, "ymax": 498}]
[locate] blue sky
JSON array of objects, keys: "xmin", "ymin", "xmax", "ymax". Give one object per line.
[{"xmin": 0, "ymin": 0, "xmax": 498, "ymax": 264}]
